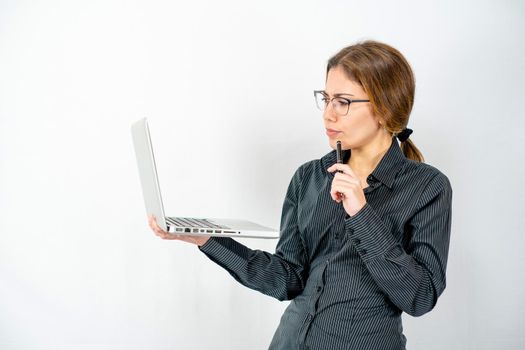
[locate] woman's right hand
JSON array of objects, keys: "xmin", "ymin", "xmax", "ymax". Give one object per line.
[{"xmin": 148, "ymin": 215, "xmax": 211, "ymax": 247}]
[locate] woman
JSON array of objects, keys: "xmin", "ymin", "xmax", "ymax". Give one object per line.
[{"xmin": 149, "ymin": 40, "xmax": 453, "ymax": 350}]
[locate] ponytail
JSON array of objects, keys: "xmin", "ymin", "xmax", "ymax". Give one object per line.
[{"xmin": 400, "ymin": 138, "xmax": 424, "ymax": 162}]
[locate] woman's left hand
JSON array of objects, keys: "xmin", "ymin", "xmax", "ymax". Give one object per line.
[{"xmin": 327, "ymin": 163, "xmax": 367, "ymax": 217}]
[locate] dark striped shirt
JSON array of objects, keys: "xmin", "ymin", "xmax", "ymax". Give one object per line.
[{"xmin": 199, "ymin": 137, "xmax": 453, "ymax": 350}]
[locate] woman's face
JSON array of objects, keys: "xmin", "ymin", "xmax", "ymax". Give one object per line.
[{"xmin": 323, "ymin": 65, "xmax": 383, "ymax": 150}]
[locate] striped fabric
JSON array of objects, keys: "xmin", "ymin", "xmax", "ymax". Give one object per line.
[{"xmin": 199, "ymin": 137, "xmax": 453, "ymax": 350}]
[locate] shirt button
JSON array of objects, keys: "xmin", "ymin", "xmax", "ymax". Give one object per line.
[
  {"xmin": 355, "ymin": 238, "xmax": 361, "ymax": 245},
  {"xmin": 316, "ymin": 286, "xmax": 322, "ymax": 292},
  {"xmin": 361, "ymin": 249, "xmax": 367, "ymax": 255},
  {"xmin": 367, "ymin": 175, "xmax": 374, "ymax": 182}
]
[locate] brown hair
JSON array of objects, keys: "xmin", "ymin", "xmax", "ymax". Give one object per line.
[{"xmin": 327, "ymin": 40, "xmax": 424, "ymax": 162}]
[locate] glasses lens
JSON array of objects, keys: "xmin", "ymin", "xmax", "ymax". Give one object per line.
[
  {"xmin": 314, "ymin": 92, "xmax": 327, "ymax": 111},
  {"xmin": 333, "ymin": 98, "xmax": 350, "ymax": 116}
]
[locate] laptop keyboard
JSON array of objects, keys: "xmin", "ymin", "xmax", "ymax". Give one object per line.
[{"xmin": 166, "ymin": 217, "xmax": 231, "ymax": 230}]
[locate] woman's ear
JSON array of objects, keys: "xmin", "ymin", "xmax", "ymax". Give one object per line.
[
  {"xmin": 375, "ymin": 116, "xmax": 385, "ymax": 128},
  {"xmin": 376, "ymin": 118, "xmax": 390, "ymax": 135}
]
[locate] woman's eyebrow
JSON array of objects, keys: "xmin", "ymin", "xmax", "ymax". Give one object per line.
[{"xmin": 322, "ymin": 91, "xmax": 355, "ymax": 97}]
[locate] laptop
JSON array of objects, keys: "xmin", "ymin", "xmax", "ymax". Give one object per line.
[{"xmin": 131, "ymin": 118, "xmax": 279, "ymax": 239}]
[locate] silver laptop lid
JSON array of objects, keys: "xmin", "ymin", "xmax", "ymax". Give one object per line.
[{"xmin": 131, "ymin": 118, "xmax": 168, "ymax": 231}]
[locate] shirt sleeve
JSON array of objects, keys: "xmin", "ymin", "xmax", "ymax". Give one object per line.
[
  {"xmin": 344, "ymin": 172, "xmax": 453, "ymax": 317},
  {"xmin": 198, "ymin": 165, "xmax": 309, "ymax": 301}
]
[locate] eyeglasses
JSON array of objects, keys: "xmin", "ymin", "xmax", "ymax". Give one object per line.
[{"xmin": 314, "ymin": 90, "xmax": 370, "ymax": 116}]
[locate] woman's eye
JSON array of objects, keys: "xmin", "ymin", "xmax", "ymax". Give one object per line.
[{"xmin": 334, "ymin": 98, "xmax": 349, "ymax": 107}]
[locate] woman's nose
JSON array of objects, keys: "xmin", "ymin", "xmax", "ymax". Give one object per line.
[{"xmin": 323, "ymin": 105, "xmax": 337, "ymax": 122}]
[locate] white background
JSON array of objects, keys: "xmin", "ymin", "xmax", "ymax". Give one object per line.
[{"xmin": 1, "ymin": 0, "xmax": 524, "ymax": 349}]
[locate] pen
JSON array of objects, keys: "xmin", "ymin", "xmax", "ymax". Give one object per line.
[
  {"xmin": 336, "ymin": 141, "xmax": 344, "ymax": 199},
  {"xmin": 336, "ymin": 141, "xmax": 343, "ymax": 171}
]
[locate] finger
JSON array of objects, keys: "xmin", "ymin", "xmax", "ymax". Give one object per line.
[
  {"xmin": 330, "ymin": 179, "xmax": 358, "ymax": 201},
  {"xmin": 150, "ymin": 220, "xmax": 163, "ymax": 235},
  {"xmin": 148, "ymin": 215, "xmax": 158, "ymax": 229},
  {"xmin": 329, "ymin": 169, "xmax": 354, "ymax": 203},
  {"xmin": 327, "ymin": 164, "xmax": 358, "ymax": 178},
  {"xmin": 158, "ymin": 229, "xmax": 176, "ymax": 239},
  {"xmin": 154, "ymin": 228, "xmax": 166, "ymax": 238},
  {"xmin": 155, "ymin": 228, "xmax": 168, "ymax": 237},
  {"xmin": 149, "ymin": 216, "xmax": 167, "ymax": 234},
  {"xmin": 149, "ymin": 217, "xmax": 171, "ymax": 238},
  {"xmin": 333, "ymin": 172, "xmax": 360, "ymax": 186},
  {"xmin": 148, "ymin": 216, "xmax": 159, "ymax": 233},
  {"xmin": 330, "ymin": 183, "xmax": 344, "ymax": 202},
  {"xmin": 327, "ymin": 163, "xmax": 350, "ymax": 172},
  {"xmin": 147, "ymin": 215, "xmax": 181, "ymax": 240},
  {"xmin": 332, "ymin": 177, "xmax": 361, "ymax": 191}
]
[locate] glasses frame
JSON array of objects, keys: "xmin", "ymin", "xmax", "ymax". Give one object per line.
[{"xmin": 314, "ymin": 90, "xmax": 370, "ymax": 116}]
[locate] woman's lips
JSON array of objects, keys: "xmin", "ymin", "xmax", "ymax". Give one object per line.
[{"xmin": 326, "ymin": 128, "xmax": 342, "ymax": 138}]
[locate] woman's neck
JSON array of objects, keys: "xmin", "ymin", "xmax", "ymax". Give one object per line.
[{"xmin": 348, "ymin": 136, "xmax": 392, "ymax": 177}]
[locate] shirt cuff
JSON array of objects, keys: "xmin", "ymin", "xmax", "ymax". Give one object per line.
[
  {"xmin": 198, "ymin": 236, "xmax": 219, "ymax": 252},
  {"xmin": 344, "ymin": 203, "xmax": 398, "ymax": 262},
  {"xmin": 198, "ymin": 236, "xmax": 250, "ymax": 268}
]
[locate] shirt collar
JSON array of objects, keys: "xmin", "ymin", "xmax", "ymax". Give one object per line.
[{"xmin": 320, "ymin": 137, "xmax": 407, "ymax": 189}]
